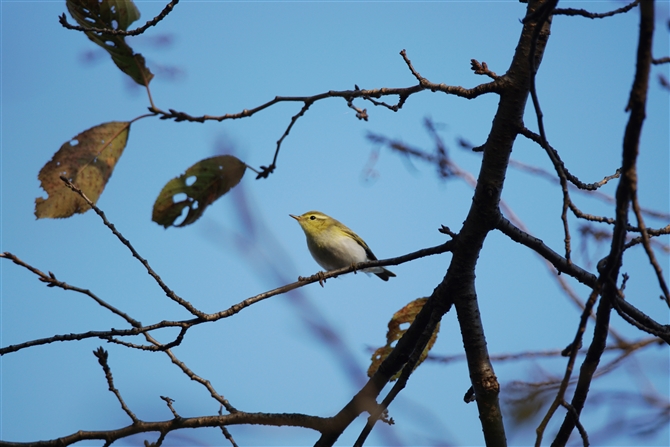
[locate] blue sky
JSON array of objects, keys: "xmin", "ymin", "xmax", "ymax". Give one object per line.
[{"xmin": 2, "ymin": 1, "xmax": 669, "ymax": 446}]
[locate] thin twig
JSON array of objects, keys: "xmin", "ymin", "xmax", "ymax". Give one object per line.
[
  {"xmin": 631, "ymin": 194, "xmax": 670, "ymax": 305},
  {"xmin": 524, "ymin": 1, "xmax": 571, "ymax": 263},
  {"xmin": 93, "ymin": 347, "xmax": 139, "ymax": 423},
  {"xmin": 160, "ymin": 396, "xmax": 180, "ymax": 418},
  {"xmin": 518, "ymin": 127, "xmax": 622, "ymax": 191},
  {"xmin": 535, "ymin": 288, "xmax": 600, "ymax": 447},
  {"xmin": 59, "ymin": 0, "xmax": 179, "ymax": 36},
  {"xmin": 219, "ymin": 406, "xmax": 240, "ymax": 447},
  {"xmin": 256, "ymin": 101, "xmax": 313, "ymax": 179},
  {"xmin": 560, "ymin": 401, "xmax": 589, "ymax": 446},
  {"xmin": 554, "ymin": 0, "xmax": 639, "ymax": 19},
  {"xmin": 59, "ymin": 176, "xmax": 207, "ymax": 319}
]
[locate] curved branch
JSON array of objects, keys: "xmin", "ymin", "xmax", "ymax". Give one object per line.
[
  {"xmin": 495, "ymin": 217, "xmax": 597, "ymax": 287},
  {"xmin": 553, "ymin": 0, "xmax": 639, "ymax": 19},
  {"xmin": 518, "ymin": 126, "xmax": 622, "ymax": 191}
]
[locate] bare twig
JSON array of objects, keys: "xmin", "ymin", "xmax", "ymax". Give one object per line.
[
  {"xmin": 160, "ymin": 396, "xmax": 180, "ymax": 418},
  {"xmin": 554, "ymin": 0, "xmax": 639, "ymax": 19},
  {"xmin": 560, "ymin": 401, "xmax": 589, "ymax": 446},
  {"xmin": 496, "ymin": 217, "xmax": 596, "ymax": 287},
  {"xmin": 524, "ymin": 1, "xmax": 571, "ymax": 263},
  {"xmin": 150, "ymin": 50, "xmax": 498, "ymax": 179},
  {"xmin": 93, "ymin": 347, "xmax": 139, "ymax": 423},
  {"xmin": 59, "ymin": 176, "xmax": 207, "ymax": 319},
  {"xmin": 518, "ymin": 127, "xmax": 622, "ymax": 191},
  {"xmin": 470, "ymin": 59, "xmax": 499, "ymax": 79},
  {"xmin": 219, "ymin": 406, "xmax": 240, "ymax": 447},
  {"xmin": 257, "ymin": 101, "xmax": 313, "ymax": 180},
  {"xmin": 0, "ymin": 252, "xmax": 141, "ymax": 327},
  {"xmin": 631, "ymin": 194, "xmax": 670, "ymax": 305},
  {"xmin": 611, "ymin": 291, "xmax": 670, "ymax": 343},
  {"xmin": 535, "ymin": 288, "xmax": 600, "ymax": 447}
]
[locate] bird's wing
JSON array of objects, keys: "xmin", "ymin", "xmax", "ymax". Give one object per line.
[{"xmin": 341, "ymin": 226, "xmax": 378, "ymax": 261}]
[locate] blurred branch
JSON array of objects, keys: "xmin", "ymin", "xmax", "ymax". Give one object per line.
[
  {"xmin": 426, "ymin": 337, "xmax": 661, "ymax": 364},
  {"xmin": 59, "ymin": 0, "xmax": 179, "ymax": 36}
]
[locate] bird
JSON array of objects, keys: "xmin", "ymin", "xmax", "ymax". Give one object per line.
[{"xmin": 290, "ymin": 211, "xmax": 396, "ymax": 281}]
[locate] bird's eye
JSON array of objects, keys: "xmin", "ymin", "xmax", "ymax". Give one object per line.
[{"xmin": 310, "ymin": 215, "xmax": 316, "ymax": 220}]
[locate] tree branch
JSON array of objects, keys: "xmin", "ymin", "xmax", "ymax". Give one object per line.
[
  {"xmin": 0, "ymin": 412, "xmax": 329, "ymax": 447},
  {"xmin": 60, "ymin": 176, "xmax": 207, "ymax": 319},
  {"xmin": 59, "ymin": 0, "xmax": 179, "ymax": 36},
  {"xmin": 1, "ymin": 240, "xmax": 455, "ymax": 356},
  {"xmin": 553, "ymin": 0, "xmax": 639, "ymax": 19},
  {"xmin": 553, "ymin": 1, "xmax": 656, "ymax": 443}
]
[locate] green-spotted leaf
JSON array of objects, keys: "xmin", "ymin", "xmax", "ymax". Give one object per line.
[
  {"xmin": 152, "ymin": 155, "xmax": 247, "ymax": 228},
  {"xmin": 368, "ymin": 297, "xmax": 440, "ymax": 381},
  {"xmin": 66, "ymin": 0, "xmax": 153, "ymax": 86},
  {"xmin": 35, "ymin": 121, "xmax": 131, "ymax": 219}
]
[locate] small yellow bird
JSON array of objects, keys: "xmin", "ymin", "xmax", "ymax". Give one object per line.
[{"xmin": 290, "ymin": 211, "xmax": 396, "ymax": 281}]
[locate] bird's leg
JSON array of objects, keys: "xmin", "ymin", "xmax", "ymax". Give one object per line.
[{"xmin": 317, "ymin": 270, "xmax": 326, "ymax": 287}]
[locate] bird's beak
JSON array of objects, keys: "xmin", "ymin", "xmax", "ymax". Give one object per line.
[{"xmin": 289, "ymin": 214, "xmax": 300, "ymax": 221}]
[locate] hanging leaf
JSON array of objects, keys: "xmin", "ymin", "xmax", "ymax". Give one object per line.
[
  {"xmin": 368, "ymin": 297, "xmax": 440, "ymax": 381},
  {"xmin": 35, "ymin": 122, "xmax": 131, "ymax": 219},
  {"xmin": 152, "ymin": 155, "xmax": 247, "ymax": 228},
  {"xmin": 66, "ymin": 0, "xmax": 153, "ymax": 86}
]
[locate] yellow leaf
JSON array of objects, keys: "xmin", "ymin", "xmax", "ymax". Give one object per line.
[
  {"xmin": 35, "ymin": 122, "xmax": 130, "ymax": 219},
  {"xmin": 368, "ymin": 298, "xmax": 439, "ymax": 381}
]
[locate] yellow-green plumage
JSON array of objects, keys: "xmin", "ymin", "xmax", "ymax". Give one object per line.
[{"xmin": 290, "ymin": 211, "xmax": 395, "ymax": 281}]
